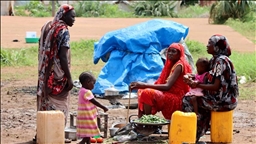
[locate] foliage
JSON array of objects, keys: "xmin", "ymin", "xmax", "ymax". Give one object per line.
[
  {"xmin": 133, "ymin": 1, "xmax": 178, "ymax": 17},
  {"xmin": 225, "ymin": 18, "xmax": 256, "ymax": 44},
  {"xmin": 209, "ymin": 0, "xmax": 252, "ymax": 24},
  {"xmin": 186, "ymin": 39, "xmax": 208, "ymax": 57},
  {"xmin": 73, "ymin": 1, "xmax": 133, "ymax": 17},
  {"xmin": 223, "ymin": 2, "xmax": 256, "ymax": 44},
  {"xmin": 0, "ymin": 48, "xmax": 33, "ymax": 66},
  {"xmin": 15, "ymin": 1, "xmax": 57, "ymax": 17},
  {"xmin": 182, "ymin": 0, "xmax": 199, "ymax": 6},
  {"xmin": 178, "ymin": 4, "xmax": 210, "ymax": 18},
  {"xmin": 230, "ymin": 51, "xmax": 256, "ymax": 82}
]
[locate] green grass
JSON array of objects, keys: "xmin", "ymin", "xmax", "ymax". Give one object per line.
[
  {"xmin": 225, "ymin": 18, "xmax": 256, "ymax": 44},
  {"xmin": 178, "ymin": 4, "xmax": 211, "ymax": 18},
  {"xmin": 230, "ymin": 51, "xmax": 256, "ymax": 81},
  {"xmin": 1, "ymin": 39, "xmax": 255, "ymax": 80},
  {"xmin": 1, "ymin": 39, "xmax": 255, "ymax": 99}
]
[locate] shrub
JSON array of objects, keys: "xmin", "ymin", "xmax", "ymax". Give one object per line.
[
  {"xmin": 209, "ymin": 0, "xmax": 252, "ymax": 24},
  {"xmin": 73, "ymin": 1, "xmax": 133, "ymax": 17},
  {"xmin": 133, "ymin": 1, "xmax": 178, "ymax": 17},
  {"xmin": 15, "ymin": 1, "xmax": 57, "ymax": 17}
]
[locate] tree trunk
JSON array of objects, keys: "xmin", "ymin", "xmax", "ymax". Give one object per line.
[{"xmin": 52, "ymin": 0, "xmax": 55, "ymax": 17}]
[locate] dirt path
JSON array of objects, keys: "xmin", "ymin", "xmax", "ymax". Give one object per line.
[
  {"xmin": 1, "ymin": 81, "xmax": 256, "ymax": 144},
  {"xmin": 1, "ymin": 16, "xmax": 256, "ymax": 144},
  {"xmin": 1, "ymin": 16, "xmax": 255, "ymax": 52}
]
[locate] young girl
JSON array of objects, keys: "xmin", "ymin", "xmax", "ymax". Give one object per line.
[
  {"xmin": 184, "ymin": 57, "xmax": 210, "ymax": 117},
  {"xmin": 76, "ymin": 71, "xmax": 108, "ymax": 144}
]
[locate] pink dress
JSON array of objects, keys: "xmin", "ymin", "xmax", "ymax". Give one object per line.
[
  {"xmin": 185, "ymin": 72, "xmax": 207, "ymax": 97},
  {"xmin": 76, "ymin": 88, "xmax": 100, "ymax": 138}
]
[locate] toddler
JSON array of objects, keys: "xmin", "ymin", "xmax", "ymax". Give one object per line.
[
  {"xmin": 184, "ymin": 57, "xmax": 210, "ymax": 117},
  {"xmin": 76, "ymin": 71, "xmax": 108, "ymax": 144}
]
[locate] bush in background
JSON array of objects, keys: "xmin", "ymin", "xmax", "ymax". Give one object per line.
[
  {"xmin": 15, "ymin": 1, "xmax": 57, "ymax": 17},
  {"xmin": 209, "ymin": 0, "xmax": 252, "ymax": 24},
  {"xmin": 74, "ymin": 1, "xmax": 134, "ymax": 17},
  {"xmin": 133, "ymin": 1, "xmax": 178, "ymax": 17}
]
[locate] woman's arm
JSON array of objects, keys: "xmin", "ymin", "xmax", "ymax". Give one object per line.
[
  {"xmin": 59, "ymin": 46, "xmax": 73, "ymax": 91},
  {"xmin": 59, "ymin": 46, "xmax": 72, "ymax": 79},
  {"xmin": 196, "ymin": 78, "xmax": 221, "ymax": 91},
  {"xmin": 130, "ymin": 65, "xmax": 182, "ymax": 91}
]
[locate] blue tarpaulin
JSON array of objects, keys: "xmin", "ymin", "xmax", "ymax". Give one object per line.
[{"xmin": 92, "ymin": 19, "xmax": 189, "ymax": 95}]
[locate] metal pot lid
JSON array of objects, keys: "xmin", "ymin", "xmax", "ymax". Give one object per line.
[{"xmin": 105, "ymin": 86, "xmax": 119, "ymax": 92}]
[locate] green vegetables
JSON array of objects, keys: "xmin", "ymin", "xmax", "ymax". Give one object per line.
[{"xmin": 135, "ymin": 115, "xmax": 167, "ymax": 124}]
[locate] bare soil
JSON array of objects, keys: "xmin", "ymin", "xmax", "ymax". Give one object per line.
[{"xmin": 1, "ymin": 16, "xmax": 256, "ymax": 144}]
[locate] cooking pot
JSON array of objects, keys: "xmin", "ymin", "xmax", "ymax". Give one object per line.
[
  {"xmin": 109, "ymin": 127, "xmax": 119, "ymax": 137},
  {"xmin": 104, "ymin": 86, "xmax": 119, "ymax": 96},
  {"xmin": 65, "ymin": 127, "xmax": 77, "ymax": 141}
]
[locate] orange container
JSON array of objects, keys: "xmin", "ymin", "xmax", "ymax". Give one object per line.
[
  {"xmin": 211, "ymin": 110, "xmax": 233, "ymax": 143},
  {"xmin": 37, "ymin": 111, "xmax": 65, "ymax": 144},
  {"xmin": 169, "ymin": 111, "xmax": 197, "ymax": 144}
]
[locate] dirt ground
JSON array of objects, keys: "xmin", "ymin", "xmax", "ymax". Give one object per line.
[{"xmin": 1, "ymin": 16, "xmax": 256, "ymax": 144}]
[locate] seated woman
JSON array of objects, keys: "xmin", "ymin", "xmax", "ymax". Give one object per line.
[
  {"xmin": 182, "ymin": 34, "xmax": 239, "ymax": 142},
  {"xmin": 130, "ymin": 43, "xmax": 192, "ymax": 120}
]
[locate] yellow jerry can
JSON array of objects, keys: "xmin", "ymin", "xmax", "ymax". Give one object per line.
[
  {"xmin": 169, "ymin": 110, "xmax": 197, "ymax": 144},
  {"xmin": 211, "ymin": 110, "xmax": 233, "ymax": 143},
  {"xmin": 37, "ymin": 111, "xmax": 65, "ymax": 144}
]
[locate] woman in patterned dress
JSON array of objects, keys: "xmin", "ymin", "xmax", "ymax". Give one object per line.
[
  {"xmin": 35, "ymin": 4, "xmax": 75, "ymax": 143},
  {"xmin": 77, "ymin": 72, "xmax": 108, "ymax": 144},
  {"xmin": 130, "ymin": 43, "xmax": 192, "ymax": 120},
  {"xmin": 182, "ymin": 34, "xmax": 239, "ymax": 142}
]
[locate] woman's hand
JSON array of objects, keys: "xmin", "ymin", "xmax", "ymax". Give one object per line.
[
  {"xmin": 66, "ymin": 78, "xmax": 74, "ymax": 91},
  {"xmin": 129, "ymin": 82, "xmax": 146, "ymax": 90}
]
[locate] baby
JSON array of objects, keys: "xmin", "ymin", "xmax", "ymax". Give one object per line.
[{"xmin": 184, "ymin": 57, "xmax": 210, "ymax": 117}]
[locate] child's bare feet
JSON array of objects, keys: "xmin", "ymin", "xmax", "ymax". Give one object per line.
[{"xmin": 196, "ymin": 114, "xmax": 202, "ymax": 120}]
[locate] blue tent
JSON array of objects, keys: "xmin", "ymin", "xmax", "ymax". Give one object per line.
[{"xmin": 92, "ymin": 19, "xmax": 189, "ymax": 95}]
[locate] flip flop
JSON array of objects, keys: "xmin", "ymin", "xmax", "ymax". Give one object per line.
[
  {"xmin": 32, "ymin": 135, "xmax": 36, "ymax": 142},
  {"xmin": 65, "ymin": 138, "xmax": 72, "ymax": 143}
]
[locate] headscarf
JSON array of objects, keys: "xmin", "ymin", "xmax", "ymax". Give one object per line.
[
  {"xmin": 52, "ymin": 4, "xmax": 74, "ymax": 25},
  {"xmin": 155, "ymin": 43, "xmax": 192, "ymax": 84},
  {"xmin": 209, "ymin": 34, "xmax": 231, "ymax": 57},
  {"xmin": 37, "ymin": 4, "xmax": 74, "ymax": 97}
]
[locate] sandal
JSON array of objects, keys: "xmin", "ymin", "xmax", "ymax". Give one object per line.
[
  {"xmin": 65, "ymin": 138, "xmax": 72, "ymax": 143},
  {"xmin": 32, "ymin": 135, "xmax": 37, "ymax": 142}
]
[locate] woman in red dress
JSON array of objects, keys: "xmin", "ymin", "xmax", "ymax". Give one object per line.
[{"xmin": 130, "ymin": 43, "xmax": 192, "ymax": 120}]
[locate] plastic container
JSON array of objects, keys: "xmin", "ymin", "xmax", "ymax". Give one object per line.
[
  {"xmin": 211, "ymin": 110, "xmax": 233, "ymax": 143},
  {"xmin": 37, "ymin": 111, "xmax": 65, "ymax": 144},
  {"xmin": 169, "ymin": 110, "xmax": 197, "ymax": 144},
  {"xmin": 26, "ymin": 31, "xmax": 37, "ymax": 38},
  {"xmin": 25, "ymin": 37, "xmax": 39, "ymax": 43}
]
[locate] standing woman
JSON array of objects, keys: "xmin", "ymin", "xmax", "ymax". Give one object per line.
[
  {"xmin": 182, "ymin": 34, "xmax": 239, "ymax": 142},
  {"xmin": 35, "ymin": 4, "xmax": 76, "ymax": 143}
]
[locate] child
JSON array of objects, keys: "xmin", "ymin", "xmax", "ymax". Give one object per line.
[
  {"xmin": 184, "ymin": 57, "xmax": 210, "ymax": 117},
  {"xmin": 77, "ymin": 71, "xmax": 108, "ymax": 144}
]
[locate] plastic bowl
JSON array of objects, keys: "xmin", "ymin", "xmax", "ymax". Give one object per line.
[{"xmin": 25, "ymin": 37, "xmax": 39, "ymax": 43}]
